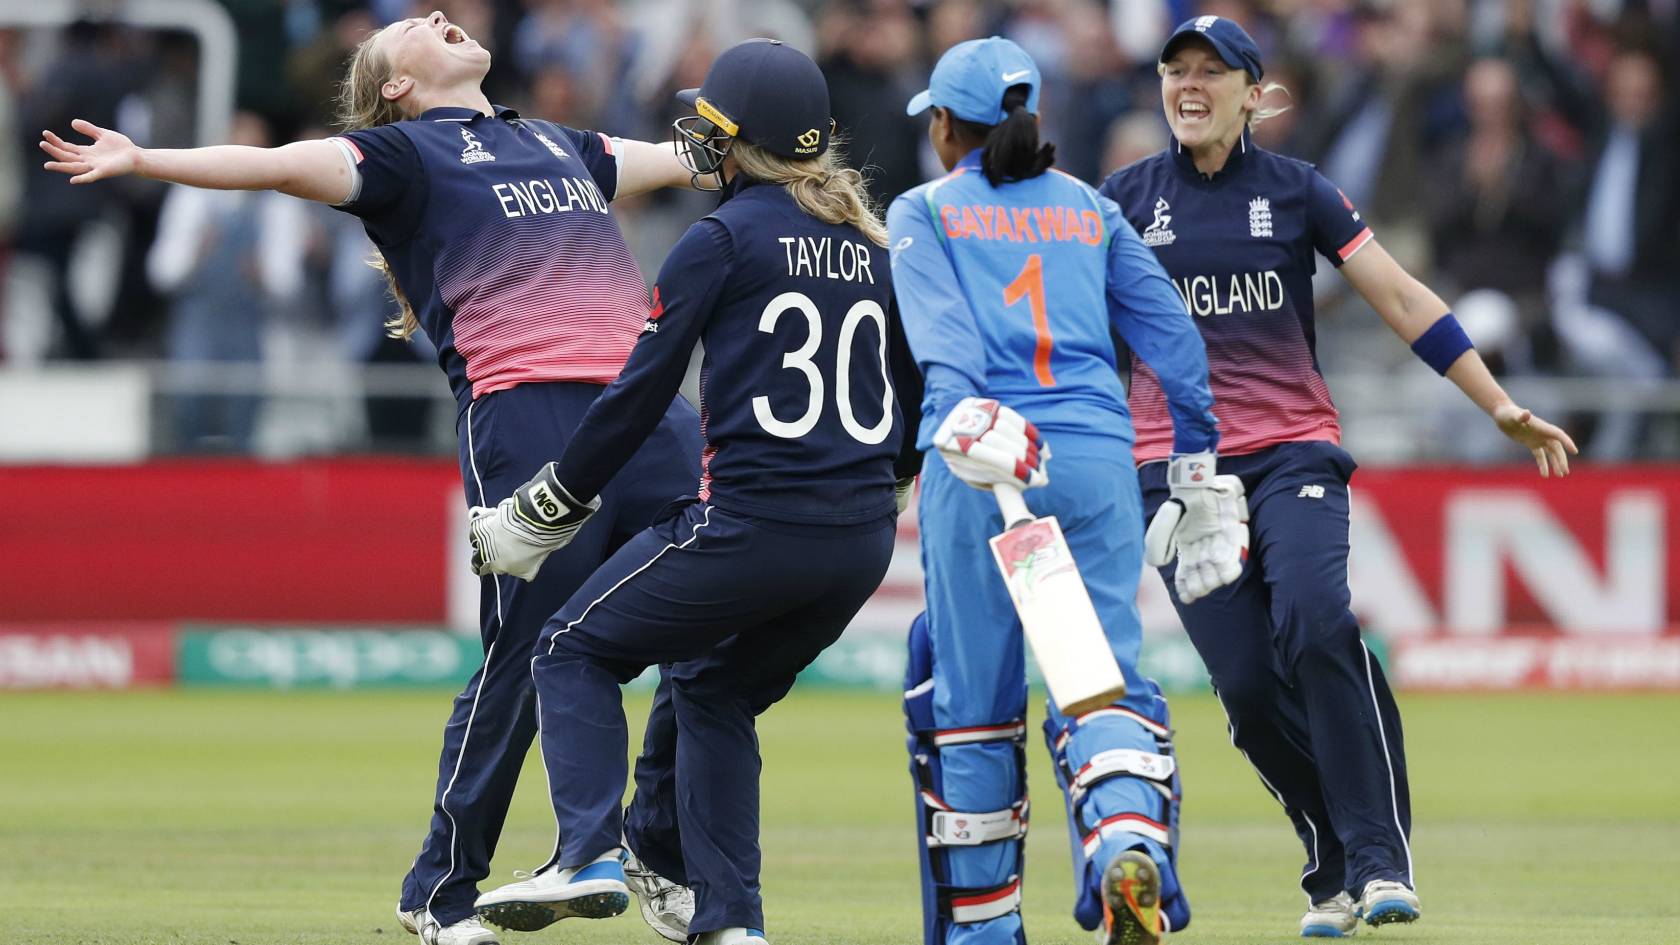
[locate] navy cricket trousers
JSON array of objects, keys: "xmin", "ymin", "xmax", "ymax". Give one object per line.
[
  {"xmin": 531, "ymin": 501, "xmax": 897, "ymax": 935},
  {"xmin": 401, "ymin": 382, "xmax": 702, "ymax": 925},
  {"xmin": 1140, "ymin": 440, "xmax": 1412, "ymax": 900}
]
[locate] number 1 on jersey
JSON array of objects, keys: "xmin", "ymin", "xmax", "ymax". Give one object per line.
[{"xmin": 1003, "ymin": 253, "xmax": 1055, "ymax": 387}]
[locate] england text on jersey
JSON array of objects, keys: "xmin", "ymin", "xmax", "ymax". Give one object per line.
[
  {"xmin": 1174, "ymin": 270, "xmax": 1286, "ymax": 317},
  {"xmin": 492, "ymin": 176, "xmax": 610, "ymax": 218}
]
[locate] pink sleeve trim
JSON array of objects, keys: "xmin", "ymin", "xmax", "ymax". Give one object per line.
[{"xmin": 1338, "ymin": 227, "xmax": 1374, "ymax": 262}]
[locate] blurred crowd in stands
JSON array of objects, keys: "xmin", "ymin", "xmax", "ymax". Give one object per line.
[{"xmin": 1, "ymin": 0, "xmax": 1677, "ymax": 457}]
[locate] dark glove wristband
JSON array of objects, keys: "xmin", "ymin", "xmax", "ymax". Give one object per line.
[{"xmin": 512, "ymin": 462, "xmax": 594, "ymax": 535}]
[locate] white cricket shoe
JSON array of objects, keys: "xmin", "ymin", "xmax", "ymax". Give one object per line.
[
  {"xmin": 396, "ymin": 907, "xmax": 422, "ymax": 935},
  {"xmin": 622, "ymin": 847, "xmax": 694, "ymax": 942},
  {"xmin": 1357, "ymin": 880, "xmax": 1420, "ymax": 927},
  {"xmin": 475, "ymin": 851, "xmax": 630, "ymax": 932},
  {"xmin": 691, "ymin": 928, "xmax": 768, "ymax": 945},
  {"xmin": 415, "ymin": 913, "xmax": 499, "ymax": 945},
  {"xmin": 1300, "ymin": 892, "xmax": 1358, "ymax": 937}
]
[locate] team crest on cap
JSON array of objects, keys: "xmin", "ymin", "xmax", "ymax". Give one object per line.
[{"xmin": 1194, "ymin": 15, "xmax": 1220, "ymax": 31}]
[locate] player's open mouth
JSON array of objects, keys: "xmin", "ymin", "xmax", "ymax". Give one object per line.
[
  {"xmin": 444, "ymin": 24, "xmax": 469, "ymax": 45},
  {"xmin": 1177, "ymin": 102, "xmax": 1210, "ymax": 122}
]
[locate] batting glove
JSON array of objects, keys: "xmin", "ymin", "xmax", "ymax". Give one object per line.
[
  {"xmin": 931, "ymin": 397, "xmax": 1050, "ymax": 491},
  {"xmin": 1143, "ymin": 452, "xmax": 1249, "ymax": 604},
  {"xmin": 468, "ymin": 462, "xmax": 600, "ymax": 581}
]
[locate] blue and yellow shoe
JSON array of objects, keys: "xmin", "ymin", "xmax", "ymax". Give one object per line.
[
  {"xmin": 474, "ymin": 850, "xmax": 630, "ymax": 932},
  {"xmin": 1357, "ymin": 880, "xmax": 1420, "ymax": 927},
  {"xmin": 1101, "ymin": 851, "xmax": 1162, "ymax": 945},
  {"xmin": 1301, "ymin": 892, "xmax": 1359, "ymax": 937}
]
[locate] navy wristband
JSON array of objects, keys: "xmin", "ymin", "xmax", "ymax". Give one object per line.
[{"xmin": 1410, "ymin": 313, "xmax": 1474, "ymax": 375}]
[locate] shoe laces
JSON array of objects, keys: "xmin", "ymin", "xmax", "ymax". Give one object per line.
[
  {"xmin": 622, "ymin": 849, "xmax": 693, "ymax": 916},
  {"xmin": 644, "ymin": 874, "xmax": 694, "ymax": 915},
  {"xmin": 658, "ymin": 882, "xmax": 696, "ymax": 914},
  {"xmin": 422, "ymin": 915, "xmax": 488, "ymax": 945},
  {"xmin": 1310, "ymin": 892, "xmax": 1355, "ymax": 913}
]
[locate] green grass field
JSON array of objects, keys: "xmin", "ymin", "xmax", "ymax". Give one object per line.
[{"xmin": 2, "ymin": 689, "xmax": 1677, "ymax": 944}]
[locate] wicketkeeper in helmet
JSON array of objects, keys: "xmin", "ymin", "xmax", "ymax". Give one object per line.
[{"xmin": 469, "ymin": 38, "xmax": 924, "ymax": 945}]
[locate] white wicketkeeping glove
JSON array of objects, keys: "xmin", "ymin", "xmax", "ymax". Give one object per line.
[
  {"xmin": 931, "ymin": 397, "xmax": 1050, "ymax": 491},
  {"xmin": 468, "ymin": 462, "xmax": 601, "ymax": 581},
  {"xmin": 1143, "ymin": 452, "xmax": 1249, "ymax": 604}
]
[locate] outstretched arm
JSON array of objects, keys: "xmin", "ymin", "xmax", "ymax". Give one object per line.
[
  {"xmin": 614, "ymin": 139, "xmax": 717, "ymax": 198},
  {"xmin": 41, "ymin": 119, "xmax": 355, "ymax": 205},
  {"xmin": 1339, "ymin": 240, "xmax": 1578, "ymax": 476}
]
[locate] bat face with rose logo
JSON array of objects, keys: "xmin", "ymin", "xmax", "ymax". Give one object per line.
[{"xmin": 989, "ymin": 484, "xmax": 1127, "ymax": 716}]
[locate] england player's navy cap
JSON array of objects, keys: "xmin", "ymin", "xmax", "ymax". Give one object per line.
[
  {"xmin": 906, "ymin": 37, "xmax": 1041, "ymax": 125},
  {"xmin": 677, "ymin": 39, "xmax": 832, "ymax": 159},
  {"xmin": 1160, "ymin": 15, "xmax": 1264, "ymax": 82}
]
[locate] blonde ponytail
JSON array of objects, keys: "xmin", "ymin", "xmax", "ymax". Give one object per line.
[
  {"xmin": 336, "ymin": 26, "xmax": 421, "ymax": 340},
  {"xmin": 1249, "ymin": 80, "xmax": 1292, "ymax": 128},
  {"xmin": 728, "ymin": 139, "xmax": 888, "ymax": 247}
]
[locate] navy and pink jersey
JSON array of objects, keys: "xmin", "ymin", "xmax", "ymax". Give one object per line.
[
  {"xmin": 329, "ymin": 105, "xmax": 646, "ymax": 411},
  {"xmin": 1099, "ymin": 130, "xmax": 1372, "ymax": 462}
]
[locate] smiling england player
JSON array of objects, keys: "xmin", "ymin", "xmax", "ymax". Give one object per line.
[{"xmin": 1099, "ymin": 15, "xmax": 1578, "ymax": 938}]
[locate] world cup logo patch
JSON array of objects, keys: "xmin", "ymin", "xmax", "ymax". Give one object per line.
[{"xmin": 459, "ymin": 127, "xmax": 496, "ymax": 165}]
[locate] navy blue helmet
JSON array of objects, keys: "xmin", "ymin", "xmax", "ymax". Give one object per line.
[{"xmin": 674, "ymin": 39, "xmax": 833, "ymax": 188}]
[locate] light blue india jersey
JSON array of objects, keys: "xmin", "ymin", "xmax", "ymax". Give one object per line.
[{"xmin": 886, "ymin": 148, "xmax": 1217, "ymax": 454}]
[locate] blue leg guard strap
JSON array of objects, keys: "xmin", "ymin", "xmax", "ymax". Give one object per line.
[
  {"xmin": 1045, "ymin": 679, "xmax": 1192, "ymax": 933},
  {"xmin": 906, "ymin": 614, "xmax": 1028, "ymax": 945}
]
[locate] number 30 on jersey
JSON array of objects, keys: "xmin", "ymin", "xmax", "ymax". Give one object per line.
[{"xmin": 753, "ymin": 291, "xmax": 895, "ymax": 444}]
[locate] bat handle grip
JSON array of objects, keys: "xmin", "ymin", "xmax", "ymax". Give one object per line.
[{"xmin": 992, "ymin": 483, "xmax": 1034, "ymax": 529}]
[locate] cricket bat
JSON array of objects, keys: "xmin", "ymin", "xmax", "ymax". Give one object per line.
[{"xmin": 989, "ymin": 484, "xmax": 1126, "ymax": 716}]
